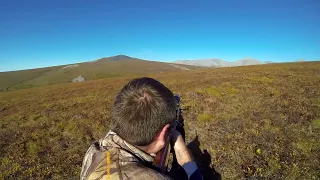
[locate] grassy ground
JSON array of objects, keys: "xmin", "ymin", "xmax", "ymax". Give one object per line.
[{"xmin": 0, "ymin": 62, "xmax": 319, "ymax": 179}]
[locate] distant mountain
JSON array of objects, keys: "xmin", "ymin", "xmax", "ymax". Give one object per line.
[
  {"xmin": 0, "ymin": 55, "xmax": 200, "ymax": 91},
  {"xmin": 174, "ymin": 58, "xmax": 265, "ymax": 67},
  {"xmin": 95, "ymin": 55, "xmax": 134, "ymax": 61},
  {"xmin": 264, "ymin": 61, "xmax": 275, "ymax": 64}
]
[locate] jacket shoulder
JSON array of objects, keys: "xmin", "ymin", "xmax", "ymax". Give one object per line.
[
  {"xmin": 80, "ymin": 141, "xmax": 121, "ymax": 180},
  {"xmin": 120, "ymin": 163, "xmax": 172, "ymax": 180}
]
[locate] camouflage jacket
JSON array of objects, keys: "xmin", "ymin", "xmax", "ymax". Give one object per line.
[{"xmin": 80, "ymin": 130, "xmax": 172, "ymax": 180}]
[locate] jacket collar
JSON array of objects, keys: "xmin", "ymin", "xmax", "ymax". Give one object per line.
[{"xmin": 101, "ymin": 130, "xmax": 154, "ymax": 163}]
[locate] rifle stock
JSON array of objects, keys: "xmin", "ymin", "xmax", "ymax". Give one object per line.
[
  {"xmin": 153, "ymin": 140, "xmax": 171, "ymax": 172},
  {"xmin": 153, "ymin": 95, "xmax": 182, "ymax": 173}
]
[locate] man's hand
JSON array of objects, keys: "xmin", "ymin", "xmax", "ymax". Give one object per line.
[{"xmin": 170, "ymin": 130, "xmax": 193, "ymax": 166}]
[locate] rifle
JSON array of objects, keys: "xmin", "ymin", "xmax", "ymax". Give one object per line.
[{"xmin": 153, "ymin": 94, "xmax": 185, "ymax": 173}]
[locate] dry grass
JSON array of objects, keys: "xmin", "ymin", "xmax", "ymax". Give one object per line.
[{"xmin": 0, "ymin": 62, "xmax": 319, "ymax": 179}]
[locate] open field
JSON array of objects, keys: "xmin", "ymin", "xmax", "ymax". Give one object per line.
[{"xmin": 0, "ymin": 62, "xmax": 319, "ymax": 179}]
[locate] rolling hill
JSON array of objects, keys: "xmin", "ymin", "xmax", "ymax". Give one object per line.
[
  {"xmin": 174, "ymin": 58, "xmax": 266, "ymax": 67},
  {"xmin": 0, "ymin": 55, "xmax": 200, "ymax": 91}
]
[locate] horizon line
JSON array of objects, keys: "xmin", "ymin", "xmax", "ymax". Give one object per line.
[{"xmin": 1, "ymin": 54, "xmax": 318, "ymax": 73}]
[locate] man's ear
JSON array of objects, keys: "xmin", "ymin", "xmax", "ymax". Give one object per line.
[
  {"xmin": 145, "ymin": 124, "xmax": 171, "ymax": 154},
  {"xmin": 156, "ymin": 124, "xmax": 171, "ymax": 145}
]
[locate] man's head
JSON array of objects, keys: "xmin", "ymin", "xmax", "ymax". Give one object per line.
[{"xmin": 110, "ymin": 77, "xmax": 176, "ymax": 152}]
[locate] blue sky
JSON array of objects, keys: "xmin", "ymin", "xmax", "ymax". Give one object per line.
[{"xmin": 0, "ymin": 0, "xmax": 319, "ymax": 72}]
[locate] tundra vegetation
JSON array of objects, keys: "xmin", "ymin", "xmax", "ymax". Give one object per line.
[{"xmin": 0, "ymin": 62, "xmax": 319, "ymax": 179}]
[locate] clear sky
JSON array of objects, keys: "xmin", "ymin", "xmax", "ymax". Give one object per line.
[{"xmin": 1, "ymin": 0, "xmax": 319, "ymax": 72}]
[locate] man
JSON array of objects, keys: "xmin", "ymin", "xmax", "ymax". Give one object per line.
[{"xmin": 80, "ymin": 77, "xmax": 202, "ymax": 180}]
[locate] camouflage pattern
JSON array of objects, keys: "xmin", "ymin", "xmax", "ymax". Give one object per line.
[{"xmin": 80, "ymin": 131, "xmax": 172, "ymax": 180}]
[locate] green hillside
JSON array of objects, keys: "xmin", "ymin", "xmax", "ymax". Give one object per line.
[
  {"xmin": 0, "ymin": 67, "xmax": 55, "ymax": 91},
  {"xmin": 0, "ymin": 55, "xmax": 199, "ymax": 91},
  {"xmin": 0, "ymin": 62, "xmax": 319, "ymax": 179}
]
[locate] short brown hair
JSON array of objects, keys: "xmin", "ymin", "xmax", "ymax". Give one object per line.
[{"xmin": 110, "ymin": 77, "xmax": 176, "ymax": 146}]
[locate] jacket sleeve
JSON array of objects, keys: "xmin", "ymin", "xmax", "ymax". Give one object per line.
[{"xmin": 182, "ymin": 161, "xmax": 203, "ymax": 180}]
